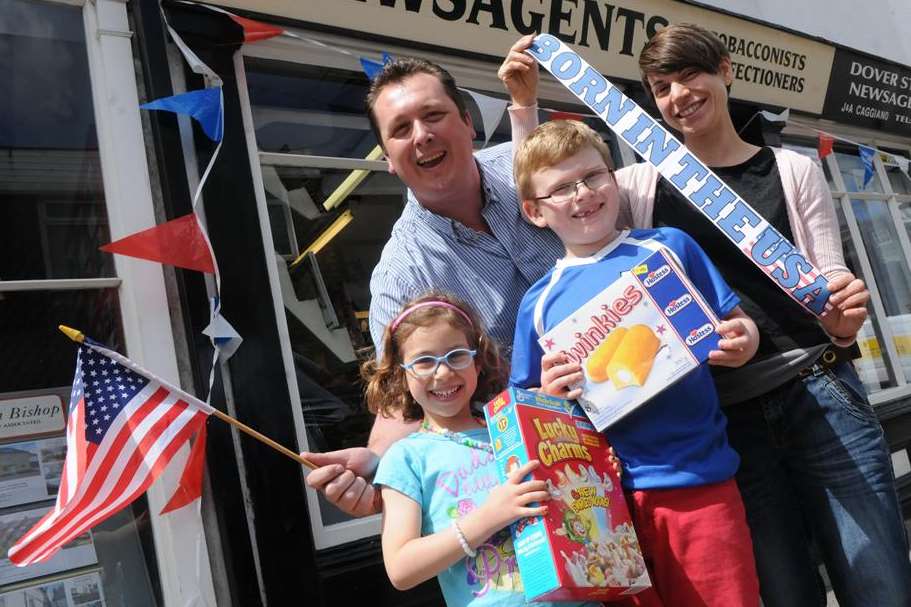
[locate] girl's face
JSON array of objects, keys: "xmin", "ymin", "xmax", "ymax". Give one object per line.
[{"xmin": 398, "ymin": 321, "xmax": 479, "ymax": 429}]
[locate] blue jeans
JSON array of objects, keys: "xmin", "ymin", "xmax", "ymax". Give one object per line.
[{"xmin": 724, "ymin": 362, "xmax": 911, "ymax": 607}]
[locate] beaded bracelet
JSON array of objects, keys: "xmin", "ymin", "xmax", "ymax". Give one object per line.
[{"xmin": 452, "ymin": 520, "xmax": 476, "ymax": 558}]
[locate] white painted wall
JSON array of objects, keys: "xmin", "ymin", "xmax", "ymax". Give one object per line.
[{"xmin": 694, "ymin": 0, "xmax": 911, "ymax": 67}]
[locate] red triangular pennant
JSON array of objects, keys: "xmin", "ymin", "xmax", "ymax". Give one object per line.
[
  {"xmin": 818, "ymin": 134, "xmax": 834, "ymax": 160},
  {"xmin": 227, "ymin": 15, "xmax": 284, "ymax": 42},
  {"xmin": 161, "ymin": 422, "xmax": 208, "ymax": 515},
  {"xmin": 549, "ymin": 111, "xmax": 585, "ymax": 122},
  {"xmin": 100, "ymin": 213, "xmax": 215, "ymax": 273}
]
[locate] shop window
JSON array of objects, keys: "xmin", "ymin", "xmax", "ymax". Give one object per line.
[
  {"xmin": 836, "ymin": 204, "xmax": 899, "ymax": 391},
  {"xmin": 798, "ymin": 139, "xmax": 911, "ymax": 401},
  {"xmin": 241, "ymin": 46, "xmax": 624, "ymax": 548},
  {"xmin": 883, "ymin": 151, "xmax": 911, "ymax": 195},
  {"xmin": 0, "ymin": 1, "xmax": 162, "ymax": 604},
  {"xmin": 851, "ymin": 198, "xmax": 911, "ymax": 381},
  {"xmin": 834, "ymin": 151, "xmax": 886, "ymax": 194}
]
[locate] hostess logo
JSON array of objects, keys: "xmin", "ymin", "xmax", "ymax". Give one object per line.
[
  {"xmin": 685, "ymin": 323, "xmax": 715, "ymax": 346},
  {"xmin": 643, "ymin": 265, "xmax": 671, "ymax": 287},
  {"xmin": 664, "ymin": 294, "xmax": 692, "ymax": 316}
]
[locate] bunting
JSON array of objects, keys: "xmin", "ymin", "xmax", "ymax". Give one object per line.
[
  {"xmin": 141, "ymin": 87, "xmax": 224, "ymax": 142},
  {"xmin": 100, "ymin": 214, "xmax": 215, "ymax": 274},
  {"xmin": 859, "ymin": 145, "xmax": 877, "ymax": 188},
  {"xmin": 818, "ymin": 134, "xmax": 834, "ymax": 159}
]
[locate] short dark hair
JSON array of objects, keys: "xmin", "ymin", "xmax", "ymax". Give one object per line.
[
  {"xmin": 365, "ymin": 57, "xmax": 470, "ymax": 147},
  {"xmin": 638, "ymin": 23, "xmax": 730, "ymax": 100}
]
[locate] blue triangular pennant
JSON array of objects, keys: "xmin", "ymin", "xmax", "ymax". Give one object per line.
[
  {"xmin": 360, "ymin": 52, "xmax": 394, "ymax": 80},
  {"xmin": 859, "ymin": 145, "xmax": 876, "ymax": 189},
  {"xmin": 142, "ymin": 87, "xmax": 223, "ymax": 142}
]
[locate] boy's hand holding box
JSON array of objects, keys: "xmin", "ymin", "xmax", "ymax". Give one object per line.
[{"xmin": 539, "ymin": 249, "xmax": 722, "ymax": 430}]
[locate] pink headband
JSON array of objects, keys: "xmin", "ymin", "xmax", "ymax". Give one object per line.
[{"xmin": 389, "ymin": 301, "xmax": 474, "ymax": 333}]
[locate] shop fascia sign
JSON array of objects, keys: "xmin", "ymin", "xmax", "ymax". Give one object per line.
[
  {"xmin": 219, "ymin": 0, "xmax": 834, "ymax": 113},
  {"xmin": 822, "ymin": 48, "xmax": 911, "ymax": 136}
]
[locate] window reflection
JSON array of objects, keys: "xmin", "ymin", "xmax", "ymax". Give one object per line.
[
  {"xmin": 836, "ymin": 151, "xmax": 885, "ymax": 193},
  {"xmin": 266, "ymin": 165, "xmax": 404, "ymax": 524},
  {"xmin": 246, "ymin": 60, "xmax": 378, "ymax": 158},
  {"xmin": 0, "ymin": 2, "xmax": 161, "ymax": 603},
  {"xmin": 0, "ymin": 0, "xmax": 112, "ymax": 281},
  {"xmin": 851, "ymin": 198, "xmax": 911, "ymax": 382}
]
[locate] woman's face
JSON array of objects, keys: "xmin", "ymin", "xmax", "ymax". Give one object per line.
[{"xmin": 646, "ymin": 58, "xmax": 733, "ymax": 139}]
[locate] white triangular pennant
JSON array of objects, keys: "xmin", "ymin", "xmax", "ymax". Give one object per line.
[
  {"xmin": 203, "ymin": 309, "xmax": 243, "ymax": 362},
  {"xmin": 462, "ymin": 89, "xmax": 508, "ymax": 147},
  {"xmin": 759, "ymin": 108, "xmax": 790, "ymax": 123}
]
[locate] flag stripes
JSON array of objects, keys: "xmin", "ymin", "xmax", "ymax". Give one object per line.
[{"xmin": 8, "ymin": 341, "xmax": 213, "ymax": 566}]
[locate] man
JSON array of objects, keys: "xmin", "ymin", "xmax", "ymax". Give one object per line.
[{"xmin": 302, "ymin": 38, "xmax": 561, "ymax": 515}]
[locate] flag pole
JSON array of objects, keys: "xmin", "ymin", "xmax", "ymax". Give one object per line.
[{"xmin": 59, "ymin": 325, "xmax": 317, "ymax": 470}]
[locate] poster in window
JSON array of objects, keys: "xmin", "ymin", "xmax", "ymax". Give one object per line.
[
  {"xmin": 0, "ymin": 506, "xmax": 98, "ymax": 586},
  {"xmin": 0, "ymin": 437, "xmax": 67, "ymax": 509},
  {"xmin": 0, "ymin": 395, "xmax": 66, "ymax": 442},
  {"xmin": 0, "ymin": 569, "xmax": 107, "ymax": 607}
]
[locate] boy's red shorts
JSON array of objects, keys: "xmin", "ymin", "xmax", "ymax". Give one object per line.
[{"xmin": 610, "ymin": 478, "xmax": 759, "ymax": 607}]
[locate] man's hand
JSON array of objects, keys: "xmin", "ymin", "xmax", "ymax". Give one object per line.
[
  {"xmin": 498, "ymin": 34, "xmax": 539, "ymax": 107},
  {"xmin": 540, "ymin": 351, "xmax": 584, "ymax": 400},
  {"xmin": 709, "ymin": 306, "xmax": 759, "ymax": 368},
  {"xmin": 302, "ymin": 448, "xmax": 381, "ymax": 517},
  {"xmin": 819, "ymin": 273, "xmax": 870, "ymax": 341}
]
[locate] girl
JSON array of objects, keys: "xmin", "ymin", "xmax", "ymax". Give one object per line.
[{"xmin": 369, "ymin": 291, "xmax": 595, "ymax": 606}]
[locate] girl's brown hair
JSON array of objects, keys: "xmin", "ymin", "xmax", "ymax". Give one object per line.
[{"xmin": 361, "ymin": 291, "xmax": 507, "ymax": 422}]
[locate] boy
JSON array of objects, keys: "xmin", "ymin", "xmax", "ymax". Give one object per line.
[
  {"xmin": 509, "ymin": 119, "xmax": 760, "ymax": 606},
  {"xmin": 503, "ymin": 24, "xmax": 910, "ymax": 606}
]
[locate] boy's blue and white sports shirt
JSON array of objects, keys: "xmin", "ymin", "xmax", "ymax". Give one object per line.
[{"xmin": 510, "ymin": 227, "xmax": 741, "ymax": 491}]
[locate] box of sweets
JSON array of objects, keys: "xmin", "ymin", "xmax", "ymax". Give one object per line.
[
  {"xmin": 484, "ymin": 387, "xmax": 651, "ymax": 602},
  {"xmin": 539, "ymin": 248, "xmax": 722, "ymax": 431}
]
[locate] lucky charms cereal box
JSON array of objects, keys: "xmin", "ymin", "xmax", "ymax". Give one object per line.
[{"xmin": 484, "ymin": 388, "xmax": 651, "ymax": 602}]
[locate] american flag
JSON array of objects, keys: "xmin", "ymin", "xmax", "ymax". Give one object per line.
[{"xmin": 8, "ymin": 338, "xmax": 213, "ymax": 566}]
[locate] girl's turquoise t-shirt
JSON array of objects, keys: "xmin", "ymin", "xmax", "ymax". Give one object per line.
[{"xmin": 374, "ymin": 428, "xmax": 595, "ymax": 607}]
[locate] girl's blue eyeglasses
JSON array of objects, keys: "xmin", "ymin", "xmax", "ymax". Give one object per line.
[{"xmin": 401, "ymin": 348, "xmax": 477, "ymax": 377}]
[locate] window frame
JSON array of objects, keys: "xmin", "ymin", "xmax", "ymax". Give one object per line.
[
  {"xmin": 0, "ymin": 1, "xmax": 218, "ymax": 604},
  {"xmin": 235, "ymin": 26, "xmax": 611, "ymax": 549},
  {"xmin": 782, "ymin": 123, "xmax": 911, "ymax": 406}
]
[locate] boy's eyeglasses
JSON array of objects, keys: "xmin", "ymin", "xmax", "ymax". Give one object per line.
[
  {"xmin": 534, "ymin": 168, "xmax": 614, "ymax": 205},
  {"xmin": 401, "ymin": 348, "xmax": 477, "ymax": 377}
]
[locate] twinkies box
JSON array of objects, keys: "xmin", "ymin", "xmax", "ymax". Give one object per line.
[
  {"xmin": 484, "ymin": 388, "xmax": 650, "ymax": 602},
  {"xmin": 539, "ymin": 248, "xmax": 722, "ymax": 431}
]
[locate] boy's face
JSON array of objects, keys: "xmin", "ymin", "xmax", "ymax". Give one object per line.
[
  {"xmin": 645, "ymin": 58, "xmax": 733, "ymax": 139},
  {"xmin": 522, "ymin": 146, "xmax": 620, "ymax": 259}
]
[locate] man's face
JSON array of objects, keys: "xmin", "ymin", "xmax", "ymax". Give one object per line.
[
  {"xmin": 522, "ymin": 146, "xmax": 620, "ymax": 259},
  {"xmin": 646, "ymin": 58, "xmax": 733, "ymax": 139},
  {"xmin": 372, "ymin": 73, "xmax": 477, "ymax": 206}
]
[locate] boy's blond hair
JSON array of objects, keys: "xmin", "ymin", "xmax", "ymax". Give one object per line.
[{"xmin": 514, "ymin": 120, "xmax": 614, "ymax": 201}]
